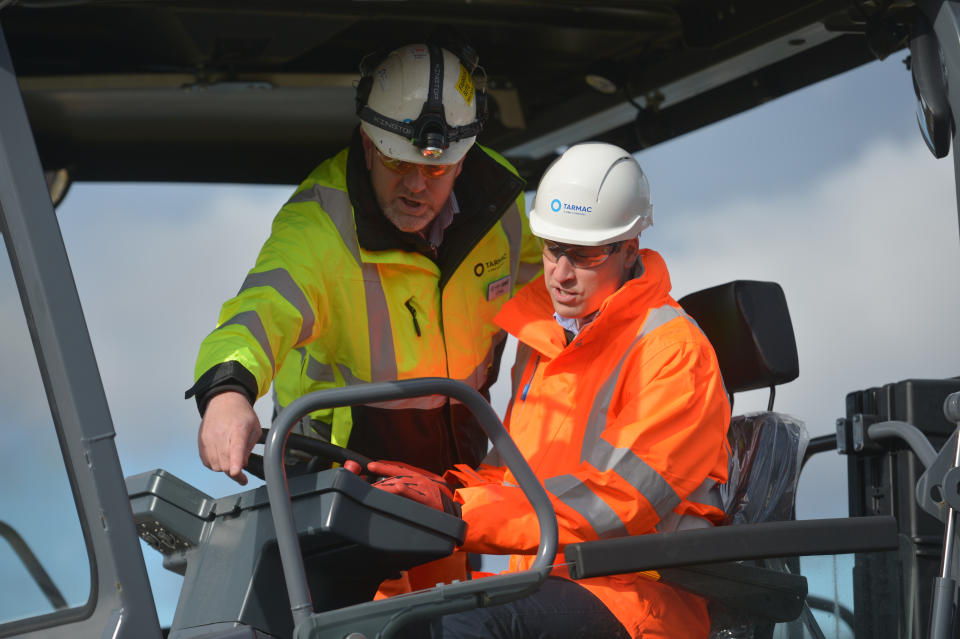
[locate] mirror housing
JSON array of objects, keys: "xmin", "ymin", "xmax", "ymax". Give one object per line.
[{"xmin": 911, "ymin": 13, "xmax": 952, "ymax": 159}]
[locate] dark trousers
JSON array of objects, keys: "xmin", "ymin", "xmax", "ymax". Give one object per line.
[{"xmin": 396, "ymin": 576, "xmax": 631, "ymax": 639}]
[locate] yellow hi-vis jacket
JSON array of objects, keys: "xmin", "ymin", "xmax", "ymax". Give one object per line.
[{"xmin": 190, "ymin": 132, "xmax": 542, "ymax": 472}]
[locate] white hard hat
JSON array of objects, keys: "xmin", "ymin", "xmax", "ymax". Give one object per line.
[
  {"xmin": 357, "ymin": 44, "xmax": 482, "ymax": 165},
  {"xmin": 529, "ymin": 142, "xmax": 653, "ymax": 246}
]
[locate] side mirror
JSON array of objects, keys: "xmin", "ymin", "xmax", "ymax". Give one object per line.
[
  {"xmin": 910, "ymin": 13, "xmax": 952, "ymax": 159},
  {"xmin": 44, "ymin": 168, "xmax": 71, "ymax": 208}
]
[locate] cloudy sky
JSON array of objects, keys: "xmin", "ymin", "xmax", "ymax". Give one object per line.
[{"xmin": 2, "ymin": 52, "xmax": 959, "ymax": 631}]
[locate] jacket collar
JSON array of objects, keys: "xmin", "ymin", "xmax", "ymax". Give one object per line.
[{"xmin": 496, "ymin": 249, "xmax": 673, "ymax": 358}]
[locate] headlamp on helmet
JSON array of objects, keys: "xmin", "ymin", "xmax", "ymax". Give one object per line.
[{"xmin": 356, "ymin": 43, "xmax": 486, "ymax": 164}]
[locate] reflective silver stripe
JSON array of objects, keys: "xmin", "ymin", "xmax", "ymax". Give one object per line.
[
  {"xmin": 501, "ymin": 202, "xmax": 521, "ymax": 290},
  {"xmin": 546, "ymin": 475, "xmax": 629, "ymax": 539},
  {"xmin": 238, "ymin": 268, "xmax": 315, "ymax": 346},
  {"xmin": 588, "ymin": 438, "xmax": 680, "ymax": 519},
  {"xmin": 581, "ymin": 304, "xmax": 689, "ymax": 462},
  {"xmin": 291, "ymin": 414, "xmax": 317, "ymax": 438},
  {"xmin": 365, "ymin": 394, "xmax": 446, "ymax": 410},
  {"xmin": 689, "ymin": 477, "xmax": 723, "ymax": 510},
  {"xmin": 639, "ymin": 304, "xmax": 689, "ymax": 339},
  {"xmin": 305, "ymin": 356, "xmax": 336, "ymax": 384},
  {"xmin": 287, "ymin": 184, "xmax": 360, "ymax": 264},
  {"xmin": 656, "ymin": 478, "xmax": 721, "ymax": 533},
  {"xmin": 305, "ymin": 354, "xmax": 445, "ymax": 410},
  {"xmin": 517, "ymin": 261, "xmax": 541, "ymax": 286},
  {"xmin": 362, "ymin": 262, "xmax": 398, "ymax": 383},
  {"xmin": 656, "ymin": 511, "xmax": 713, "ymax": 533},
  {"xmin": 220, "ymin": 310, "xmax": 275, "ymax": 373}
]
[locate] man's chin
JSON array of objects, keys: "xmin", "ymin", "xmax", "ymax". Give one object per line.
[
  {"xmin": 551, "ymin": 302, "xmax": 583, "ymax": 318},
  {"xmin": 385, "ymin": 209, "xmax": 436, "ymax": 234}
]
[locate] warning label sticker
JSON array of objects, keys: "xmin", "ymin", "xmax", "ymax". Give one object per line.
[{"xmin": 456, "ymin": 65, "xmax": 475, "ymax": 106}]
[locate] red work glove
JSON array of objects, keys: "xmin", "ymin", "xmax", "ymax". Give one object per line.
[{"xmin": 367, "ymin": 460, "xmax": 461, "ymax": 517}]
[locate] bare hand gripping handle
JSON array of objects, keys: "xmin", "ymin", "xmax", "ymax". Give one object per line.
[{"xmin": 263, "ymin": 378, "xmax": 559, "ymax": 634}]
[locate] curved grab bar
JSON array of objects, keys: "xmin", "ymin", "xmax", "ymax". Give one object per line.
[
  {"xmin": 263, "ymin": 377, "xmax": 559, "ymax": 628},
  {"xmin": 868, "ymin": 420, "xmax": 938, "ymax": 469}
]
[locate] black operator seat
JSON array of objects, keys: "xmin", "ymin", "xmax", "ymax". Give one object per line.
[
  {"xmin": 675, "ymin": 280, "xmax": 810, "ymax": 634},
  {"xmin": 677, "ymin": 279, "xmax": 807, "ymax": 524}
]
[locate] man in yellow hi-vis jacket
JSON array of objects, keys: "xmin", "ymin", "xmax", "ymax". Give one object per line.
[{"xmin": 186, "ymin": 43, "xmax": 542, "ymax": 499}]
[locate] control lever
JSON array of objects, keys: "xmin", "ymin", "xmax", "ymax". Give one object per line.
[{"xmin": 244, "ymin": 429, "xmax": 373, "ymax": 480}]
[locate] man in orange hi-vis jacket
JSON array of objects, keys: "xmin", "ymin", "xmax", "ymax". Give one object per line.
[{"xmin": 368, "ymin": 142, "xmax": 731, "ymax": 638}]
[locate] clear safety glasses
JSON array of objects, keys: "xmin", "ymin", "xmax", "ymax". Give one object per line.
[
  {"xmin": 542, "ymin": 240, "xmax": 622, "ymax": 269},
  {"xmin": 375, "ymin": 147, "xmax": 458, "ymax": 179}
]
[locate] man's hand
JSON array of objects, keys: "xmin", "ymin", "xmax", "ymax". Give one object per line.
[
  {"xmin": 198, "ymin": 391, "xmax": 262, "ymax": 486},
  {"xmin": 367, "ymin": 460, "xmax": 460, "ymax": 516}
]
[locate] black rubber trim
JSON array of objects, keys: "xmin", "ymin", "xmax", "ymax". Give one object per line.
[{"xmin": 565, "ymin": 516, "xmax": 898, "ymax": 580}]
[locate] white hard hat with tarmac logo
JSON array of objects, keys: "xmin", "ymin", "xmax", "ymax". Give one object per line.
[
  {"xmin": 357, "ymin": 43, "xmax": 482, "ymax": 165},
  {"xmin": 529, "ymin": 142, "xmax": 653, "ymax": 246}
]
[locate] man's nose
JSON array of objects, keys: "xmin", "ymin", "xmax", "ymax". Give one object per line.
[
  {"xmin": 402, "ymin": 167, "xmax": 427, "ymax": 192},
  {"xmin": 553, "ymin": 255, "xmax": 576, "ymax": 282}
]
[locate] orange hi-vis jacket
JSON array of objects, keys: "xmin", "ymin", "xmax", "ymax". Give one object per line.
[{"xmin": 447, "ymin": 249, "xmax": 731, "ymax": 639}]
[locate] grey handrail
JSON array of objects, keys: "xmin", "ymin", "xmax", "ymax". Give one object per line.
[
  {"xmin": 867, "ymin": 420, "xmax": 938, "ymax": 469},
  {"xmin": 263, "ymin": 377, "xmax": 559, "ymax": 629}
]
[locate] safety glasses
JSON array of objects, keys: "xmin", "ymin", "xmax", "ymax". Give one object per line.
[
  {"xmin": 542, "ymin": 240, "xmax": 622, "ymax": 269},
  {"xmin": 375, "ymin": 147, "xmax": 458, "ymax": 179}
]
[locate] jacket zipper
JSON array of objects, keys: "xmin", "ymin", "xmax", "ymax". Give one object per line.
[
  {"xmin": 404, "ymin": 298, "xmax": 421, "ymax": 337},
  {"xmin": 521, "ymin": 355, "xmax": 540, "ymax": 401}
]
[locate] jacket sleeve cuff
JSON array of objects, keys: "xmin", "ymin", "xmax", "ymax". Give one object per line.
[{"xmin": 185, "ymin": 361, "xmax": 259, "ymax": 416}]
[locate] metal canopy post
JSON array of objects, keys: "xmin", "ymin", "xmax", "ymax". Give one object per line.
[{"xmin": 0, "ymin": 23, "xmax": 161, "ymax": 639}]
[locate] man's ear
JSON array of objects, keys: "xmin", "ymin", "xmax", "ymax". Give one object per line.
[
  {"xmin": 623, "ymin": 237, "xmax": 640, "ymax": 269},
  {"xmin": 360, "ymin": 130, "xmax": 374, "ymax": 170}
]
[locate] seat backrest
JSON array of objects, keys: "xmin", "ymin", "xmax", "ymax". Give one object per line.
[
  {"xmin": 678, "ymin": 280, "xmax": 798, "ymax": 394},
  {"xmin": 678, "ymin": 280, "xmax": 808, "ymax": 523}
]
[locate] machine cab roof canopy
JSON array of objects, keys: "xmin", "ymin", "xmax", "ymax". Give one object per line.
[{"xmin": 2, "ymin": 0, "xmax": 916, "ymax": 186}]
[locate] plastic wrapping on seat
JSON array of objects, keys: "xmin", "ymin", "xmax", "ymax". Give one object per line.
[
  {"xmin": 722, "ymin": 412, "xmax": 809, "ymax": 525},
  {"xmin": 709, "ymin": 413, "xmax": 811, "ymax": 639}
]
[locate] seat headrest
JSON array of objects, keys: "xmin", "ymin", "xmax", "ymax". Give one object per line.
[{"xmin": 678, "ymin": 280, "xmax": 798, "ymax": 394}]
